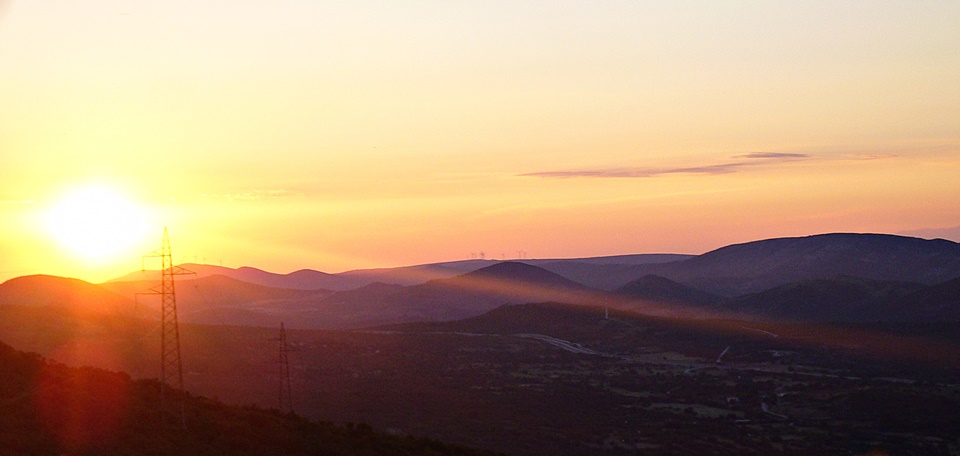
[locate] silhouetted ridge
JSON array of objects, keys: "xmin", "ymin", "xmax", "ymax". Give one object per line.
[
  {"xmin": 461, "ymin": 261, "xmax": 589, "ymax": 290},
  {"xmin": 384, "ymin": 262, "xmax": 597, "ymax": 323},
  {"xmin": 615, "ymin": 274, "xmax": 721, "ymax": 306},
  {"xmin": 0, "ymin": 340, "xmax": 499, "ymax": 456},
  {"xmin": 0, "ymin": 275, "xmax": 132, "ymax": 313},
  {"xmin": 725, "ymin": 275, "xmax": 926, "ymax": 322},
  {"xmin": 885, "ymin": 276, "xmax": 960, "ymax": 321},
  {"xmin": 653, "ymin": 233, "xmax": 960, "ymax": 295}
]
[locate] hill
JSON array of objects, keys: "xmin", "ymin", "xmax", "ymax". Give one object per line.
[
  {"xmin": 723, "ymin": 276, "xmax": 927, "ymax": 322},
  {"xmin": 108, "ymin": 255, "xmax": 693, "ymax": 292},
  {"xmin": 337, "ymin": 260, "xmax": 494, "ymax": 287},
  {"xmin": 0, "ymin": 340, "xmax": 498, "ymax": 456},
  {"xmin": 614, "ymin": 274, "xmax": 722, "ymax": 307},
  {"xmin": 109, "ymin": 264, "xmax": 356, "ymax": 291},
  {"xmin": 386, "ymin": 262, "xmax": 600, "ymax": 322},
  {"xmin": 0, "ymin": 275, "xmax": 136, "ymax": 316},
  {"xmin": 529, "ymin": 255, "xmax": 693, "ymax": 290},
  {"xmin": 102, "ymin": 274, "xmax": 327, "ymax": 313},
  {"xmin": 106, "ymin": 233, "xmax": 960, "ymax": 298},
  {"xmin": 4, "ymin": 300, "xmax": 960, "ymax": 454},
  {"xmin": 884, "ymin": 276, "xmax": 960, "ymax": 321},
  {"xmin": 626, "ymin": 233, "xmax": 960, "ymax": 296}
]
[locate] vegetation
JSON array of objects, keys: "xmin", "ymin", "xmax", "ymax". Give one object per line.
[
  {"xmin": 0, "ymin": 340, "xmax": 499, "ymax": 456},
  {"xmin": 5, "ymin": 300, "xmax": 960, "ymax": 454}
]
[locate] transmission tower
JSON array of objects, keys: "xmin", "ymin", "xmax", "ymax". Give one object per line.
[
  {"xmin": 142, "ymin": 228, "xmax": 193, "ymax": 430},
  {"xmin": 271, "ymin": 322, "xmax": 294, "ymax": 413}
]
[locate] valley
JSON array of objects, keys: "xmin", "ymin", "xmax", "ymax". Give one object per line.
[
  {"xmin": 3, "ymin": 233, "xmax": 960, "ymax": 454},
  {"xmin": 2, "ymin": 301, "xmax": 959, "ymax": 455}
]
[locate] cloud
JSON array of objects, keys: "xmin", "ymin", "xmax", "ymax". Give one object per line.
[
  {"xmin": 521, "ymin": 152, "xmax": 811, "ymax": 179},
  {"xmin": 733, "ymin": 152, "xmax": 809, "ymax": 159}
]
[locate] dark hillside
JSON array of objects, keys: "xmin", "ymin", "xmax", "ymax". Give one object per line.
[
  {"xmin": 883, "ymin": 276, "xmax": 960, "ymax": 321},
  {"xmin": 389, "ymin": 261, "xmax": 598, "ymax": 322},
  {"xmin": 337, "ymin": 260, "xmax": 494, "ymax": 287},
  {"xmin": 724, "ymin": 276, "xmax": 927, "ymax": 322},
  {"xmin": 535, "ymin": 257, "xmax": 692, "ymax": 291},
  {"xmin": 463, "ymin": 261, "xmax": 590, "ymax": 288},
  {"xmin": 109, "ymin": 264, "xmax": 354, "ymax": 291},
  {"xmin": 615, "ymin": 275, "xmax": 722, "ymax": 307},
  {"xmin": 0, "ymin": 340, "xmax": 498, "ymax": 456},
  {"xmin": 4, "ymin": 302, "xmax": 960, "ymax": 455},
  {"xmin": 634, "ymin": 233, "xmax": 960, "ymax": 295}
]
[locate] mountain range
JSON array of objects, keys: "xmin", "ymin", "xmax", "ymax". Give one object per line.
[
  {"xmin": 108, "ymin": 254, "xmax": 691, "ymax": 291},
  {"xmin": 4, "ymin": 232, "xmax": 960, "ymax": 455},
  {"xmin": 4, "ymin": 233, "xmax": 960, "ymax": 327}
]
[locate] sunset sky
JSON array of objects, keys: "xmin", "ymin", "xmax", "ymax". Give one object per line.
[{"xmin": 1, "ymin": 1, "xmax": 958, "ymax": 283}]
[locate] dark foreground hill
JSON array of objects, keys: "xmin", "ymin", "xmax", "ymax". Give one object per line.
[
  {"xmin": 0, "ymin": 340, "xmax": 497, "ymax": 456},
  {"xmin": 4, "ymin": 301, "xmax": 960, "ymax": 455}
]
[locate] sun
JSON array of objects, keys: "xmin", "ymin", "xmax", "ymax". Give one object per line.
[{"xmin": 44, "ymin": 185, "xmax": 151, "ymax": 263}]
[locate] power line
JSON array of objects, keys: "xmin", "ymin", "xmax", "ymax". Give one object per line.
[
  {"xmin": 270, "ymin": 322, "xmax": 294, "ymax": 413},
  {"xmin": 140, "ymin": 227, "xmax": 194, "ymax": 430}
]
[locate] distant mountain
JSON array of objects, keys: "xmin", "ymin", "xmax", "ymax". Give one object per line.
[
  {"xmin": 528, "ymin": 253, "xmax": 694, "ymax": 266},
  {"xmin": 614, "ymin": 274, "xmax": 723, "ymax": 309},
  {"xmin": 109, "ymin": 263, "xmax": 357, "ymax": 291},
  {"xmin": 630, "ymin": 233, "xmax": 960, "ymax": 296},
  {"xmin": 463, "ymin": 261, "xmax": 589, "ymax": 288},
  {"xmin": 108, "ymin": 234, "xmax": 960, "ymax": 297},
  {"xmin": 379, "ymin": 262, "xmax": 599, "ymax": 323},
  {"xmin": 883, "ymin": 277, "xmax": 960, "ymax": 321},
  {"xmin": 166, "ymin": 264, "xmax": 589, "ymax": 329},
  {"xmin": 0, "ymin": 275, "xmax": 134, "ymax": 315},
  {"xmin": 100, "ymin": 274, "xmax": 328, "ymax": 322},
  {"xmin": 350, "ymin": 255, "xmax": 692, "ymax": 290},
  {"xmin": 518, "ymin": 254, "xmax": 691, "ymax": 290},
  {"xmin": 107, "ymin": 255, "xmax": 693, "ymax": 292},
  {"xmin": 336, "ymin": 259, "xmax": 494, "ymax": 287},
  {"xmin": 211, "ymin": 263, "xmax": 598, "ymax": 329},
  {"xmin": 102, "ymin": 262, "xmax": 604, "ymax": 330},
  {"xmin": 19, "ymin": 233, "xmax": 960, "ymax": 327},
  {"xmin": 723, "ymin": 276, "xmax": 927, "ymax": 322},
  {"xmin": 239, "ymin": 266, "xmax": 342, "ymax": 289}
]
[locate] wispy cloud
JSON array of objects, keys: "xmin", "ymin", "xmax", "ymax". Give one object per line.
[
  {"xmin": 733, "ymin": 152, "xmax": 809, "ymax": 159},
  {"xmin": 521, "ymin": 152, "xmax": 810, "ymax": 179}
]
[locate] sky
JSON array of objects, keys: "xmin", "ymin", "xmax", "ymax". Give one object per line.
[{"xmin": 1, "ymin": 1, "xmax": 959, "ymax": 283}]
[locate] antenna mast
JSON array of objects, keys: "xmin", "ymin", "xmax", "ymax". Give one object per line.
[{"xmin": 142, "ymin": 227, "xmax": 193, "ymax": 429}]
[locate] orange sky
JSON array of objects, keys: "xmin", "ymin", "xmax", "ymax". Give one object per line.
[{"xmin": 1, "ymin": 1, "xmax": 959, "ymax": 283}]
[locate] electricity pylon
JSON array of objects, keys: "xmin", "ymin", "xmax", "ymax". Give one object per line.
[
  {"xmin": 142, "ymin": 227, "xmax": 193, "ymax": 430},
  {"xmin": 271, "ymin": 322, "xmax": 294, "ymax": 413}
]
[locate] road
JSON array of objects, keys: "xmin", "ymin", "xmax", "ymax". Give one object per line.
[{"xmin": 513, "ymin": 333, "xmax": 604, "ymax": 355}]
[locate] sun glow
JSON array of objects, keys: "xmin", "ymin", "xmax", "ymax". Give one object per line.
[{"xmin": 43, "ymin": 186, "xmax": 150, "ymax": 263}]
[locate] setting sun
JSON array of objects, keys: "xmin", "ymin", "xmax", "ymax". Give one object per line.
[{"xmin": 43, "ymin": 186, "xmax": 150, "ymax": 263}]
